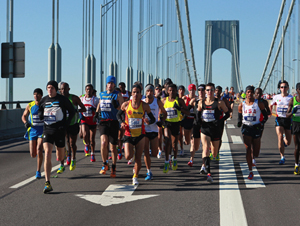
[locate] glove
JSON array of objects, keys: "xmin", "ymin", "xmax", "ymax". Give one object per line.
[
  {"xmin": 292, "ymin": 107, "xmax": 298, "ymax": 114},
  {"xmin": 93, "ymin": 112, "xmax": 99, "ymax": 123},
  {"xmin": 237, "ymin": 121, "xmax": 242, "ymax": 128},
  {"xmin": 24, "ymin": 122, "xmax": 31, "ymax": 128},
  {"xmin": 111, "ymin": 99, "xmax": 119, "ymax": 108},
  {"xmin": 173, "ymin": 102, "xmax": 181, "ymax": 111},
  {"xmin": 156, "ymin": 121, "xmax": 163, "ymax": 127},
  {"xmin": 79, "ymin": 113, "xmax": 85, "ymax": 120}
]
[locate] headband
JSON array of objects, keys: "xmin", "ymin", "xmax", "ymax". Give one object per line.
[{"xmin": 145, "ymin": 84, "xmax": 154, "ymax": 92}]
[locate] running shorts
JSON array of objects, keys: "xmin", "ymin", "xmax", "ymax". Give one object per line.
[
  {"xmin": 275, "ymin": 117, "xmax": 291, "ymax": 130},
  {"xmin": 201, "ymin": 122, "xmax": 221, "ymax": 141},
  {"xmin": 182, "ymin": 117, "xmax": 194, "ymax": 130},
  {"xmin": 164, "ymin": 121, "xmax": 181, "ymax": 136},
  {"xmin": 241, "ymin": 124, "xmax": 261, "ymax": 139},
  {"xmin": 145, "ymin": 132, "xmax": 158, "ymax": 140},
  {"xmin": 192, "ymin": 124, "xmax": 201, "ymax": 139},
  {"xmin": 292, "ymin": 121, "xmax": 300, "ymax": 134},
  {"xmin": 122, "ymin": 134, "xmax": 145, "ymax": 146},
  {"xmin": 99, "ymin": 120, "xmax": 119, "ymax": 145},
  {"xmin": 67, "ymin": 123, "xmax": 80, "ymax": 136},
  {"xmin": 43, "ymin": 129, "xmax": 65, "ymax": 147}
]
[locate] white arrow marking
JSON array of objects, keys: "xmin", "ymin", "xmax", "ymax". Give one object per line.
[{"xmin": 76, "ymin": 184, "xmax": 159, "ymax": 206}]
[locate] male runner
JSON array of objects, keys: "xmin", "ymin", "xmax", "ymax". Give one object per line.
[
  {"xmin": 178, "ymin": 85, "xmax": 186, "ymax": 156},
  {"xmin": 80, "ymin": 84, "xmax": 99, "ymax": 162},
  {"xmin": 117, "ymin": 84, "xmax": 156, "ymax": 185},
  {"xmin": 56, "ymin": 82, "xmax": 86, "ymax": 173},
  {"xmin": 38, "ymin": 81, "xmax": 75, "ymax": 193},
  {"xmin": 269, "ymin": 80, "xmax": 293, "ymax": 164},
  {"xmin": 237, "ymin": 86, "xmax": 268, "ymax": 179},
  {"xmin": 22, "ymin": 88, "xmax": 44, "ymax": 179},
  {"xmin": 96, "ymin": 75, "xmax": 124, "ymax": 178},
  {"xmin": 229, "ymin": 86, "xmax": 235, "ymax": 118},
  {"xmin": 162, "ymin": 84, "xmax": 189, "ymax": 173},
  {"xmin": 197, "ymin": 83, "xmax": 229, "ymax": 182},
  {"xmin": 155, "ymin": 84, "xmax": 164, "ymax": 158},
  {"xmin": 142, "ymin": 84, "xmax": 167, "ymax": 180}
]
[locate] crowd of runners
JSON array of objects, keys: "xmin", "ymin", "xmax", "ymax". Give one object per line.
[{"xmin": 21, "ymin": 77, "xmax": 300, "ymax": 193}]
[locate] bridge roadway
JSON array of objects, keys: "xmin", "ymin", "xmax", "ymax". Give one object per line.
[{"xmin": 0, "ymin": 106, "xmax": 299, "ymax": 226}]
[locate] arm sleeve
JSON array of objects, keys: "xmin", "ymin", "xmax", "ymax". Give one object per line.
[
  {"xmin": 261, "ymin": 109, "xmax": 268, "ymax": 124},
  {"xmin": 222, "ymin": 111, "xmax": 230, "ymax": 121},
  {"xmin": 117, "ymin": 109, "xmax": 125, "ymax": 124},
  {"xmin": 38, "ymin": 98, "xmax": 44, "ymax": 120},
  {"xmin": 147, "ymin": 112, "xmax": 156, "ymax": 124}
]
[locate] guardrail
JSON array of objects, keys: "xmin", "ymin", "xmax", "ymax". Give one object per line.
[{"xmin": 0, "ymin": 101, "xmax": 31, "ymax": 110}]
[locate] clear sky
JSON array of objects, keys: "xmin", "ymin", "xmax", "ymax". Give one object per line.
[{"xmin": 0, "ymin": 0, "xmax": 295, "ymax": 103}]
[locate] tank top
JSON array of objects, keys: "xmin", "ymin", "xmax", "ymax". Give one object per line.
[
  {"xmin": 99, "ymin": 90, "xmax": 119, "ymax": 121},
  {"xmin": 28, "ymin": 101, "xmax": 44, "ymax": 127},
  {"xmin": 67, "ymin": 94, "xmax": 79, "ymax": 126},
  {"xmin": 121, "ymin": 90, "xmax": 130, "ymax": 101},
  {"xmin": 80, "ymin": 96, "xmax": 99, "ymax": 125},
  {"xmin": 271, "ymin": 94, "xmax": 293, "ymax": 118},
  {"xmin": 125, "ymin": 100, "xmax": 145, "ymax": 137},
  {"xmin": 201, "ymin": 98, "xmax": 221, "ymax": 122},
  {"xmin": 164, "ymin": 97, "xmax": 181, "ymax": 122},
  {"xmin": 142, "ymin": 97, "xmax": 159, "ymax": 133},
  {"xmin": 242, "ymin": 99, "xmax": 261, "ymax": 126},
  {"xmin": 185, "ymin": 95, "xmax": 195, "ymax": 119},
  {"xmin": 292, "ymin": 96, "xmax": 300, "ymax": 122},
  {"xmin": 223, "ymin": 92, "xmax": 230, "ymax": 100}
]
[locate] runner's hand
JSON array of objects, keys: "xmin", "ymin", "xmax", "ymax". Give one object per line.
[
  {"xmin": 173, "ymin": 102, "xmax": 181, "ymax": 111},
  {"xmin": 24, "ymin": 122, "xmax": 31, "ymax": 128}
]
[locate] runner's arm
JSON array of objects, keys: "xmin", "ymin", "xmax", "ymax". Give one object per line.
[
  {"xmin": 143, "ymin": 103, "xmax": 156, "ymax": 124},
  {"xmin": 237, "ymin": 103, "xmax": 243, "ymax": 127},
  {"xmin": 178, "ymin": 98, "xmax": 190, "ymax": 115},
  {"xmin": 21, "ymin": 104, "xmax": 30, "ymax": 124},
  {"xmin": 285, "ymin": 98, "xmax": 294, "ymax": 118},
  {"xmin": 157, "ymin": 99, "xmax": 167, "ymax": 121},
  {"xmin": 74, "ymin": 95, "xmax": 86, "ymax": 113}
]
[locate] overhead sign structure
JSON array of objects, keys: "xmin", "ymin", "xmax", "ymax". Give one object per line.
[
  {"xmin": 1, "ymin": 42, "xmax": 25, "ymax": 78},
  {"xmin": 76, "ymin": 184, "xmax": 159, "ymax": 207}
]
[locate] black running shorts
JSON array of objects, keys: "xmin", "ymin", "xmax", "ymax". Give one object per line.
[{"xmin": 99, "ymin": 120, "xmax": 119, "ymax": 145}]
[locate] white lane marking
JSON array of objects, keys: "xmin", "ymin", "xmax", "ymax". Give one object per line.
[
  {"xmin": 227, "ymin": 124, "xmax": 235, "ymax": 129},
  {"xmin": 231, "ymin": 135, "xmax": 243, "ymax": 144},
  {"xmin": 76, "ymin": 184, "xmax": 159, "ymax": 206},
  {"xmin": 10, "ymin": 164, "xmax": 62, "ymax": 189},
  {"xmin": 239, "ymin": 163, "xmax": 266, "ymax": 188},
  {"xmin": 219, "ymin": 129, "xmax": 248, "ymax": 226}
]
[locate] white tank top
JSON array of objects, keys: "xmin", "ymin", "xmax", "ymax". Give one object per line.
[
  {"xmin": 142, "ymin": 97, "xmax": 159, "ymax": 133},
  {"xmin": 271, "ymin": 94, "xmax": 293, "ymax": 118},
  {"xmin": 80, "ymin": 96, "xmax": 99, "ymax": 118},
  {"xmin": 242, "ymin": 99, "xmax": 261, "ymax": 126},
  {"xmin": 121, "ymin": 91, "xmax": 130, "ymax": 101}
]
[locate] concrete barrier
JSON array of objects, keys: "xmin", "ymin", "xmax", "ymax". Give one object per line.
[{"xmin": 0, "ymin": 109, "xmax": 25, "ymax": 140}]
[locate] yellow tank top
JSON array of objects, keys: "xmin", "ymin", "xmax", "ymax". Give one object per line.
[
  {"xmin": 164, "ymin": 97, "xmax": 181, "ymax": 122},
  {"xmin": 125, "ymin": 100, "xmax": 145, "ymax": 137}
]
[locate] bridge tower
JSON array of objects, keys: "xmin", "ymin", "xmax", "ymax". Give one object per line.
[{"xmin": 204, "ymin": 20, "xmax": 242, "ymax": 91}]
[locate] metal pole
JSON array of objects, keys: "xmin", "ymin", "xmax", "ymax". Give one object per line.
[
  {"xmin": 82, "ymin": 0, "xmax": 85, "ymax": 93},
  {"xmin": 282, "ymin": 25, "xmax": 285, "ymax": 82},
  {"xmin": 100, "ymin": 4, "xmax": 103, "ymax": 91},
  {"xmin": 8, "ymin": 0, "xmax": 13, "ymax": 109}
]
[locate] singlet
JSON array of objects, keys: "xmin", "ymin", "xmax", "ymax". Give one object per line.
[
  {"xmin": 80, "ymin": 95, "xmax": 99, "ymax": 125},
  {"xmin": 164, "ymin": 97, "xmax": 181, "ymax": 123},
  {"xmin": 28, "ymin": 101, "xmax": 44, "ymax": 127},
  {"xmin": 223, "ymin": 92, "xmax": 230, "ymax": 100},
  {"xmin": 201, "ymin": 98, "xmax": 221, "ymax": 123},
  {"xmin": 125, "ymin": 100, "xmax": 145, "ymax": 137},
  {"xmin": 242, "ymin": 99, "xmax": 261, "ymax": 126},
  {"xmin": 99, "ymin": 90, "xmax": 119, "ymax": 121},
  {"xmin": 67, "ymin": 94, "xmax": 79, "ymax": 126},
  {"xmin": 271, "ymin": 94, "xmax": 293, "ymax": 118},
  {"xmin": 292, "ymin": 96, "xmax": 300, "ymax": 122},
  {"xmin": 142, "ymin": 97, "xmax": 159, "ymax": 133},
  {"xmin": 185, "ymin": 95, "xmax": 195, "ymax": 119},
  {"xmin": 229, "ymin": 91, "xmax": 235, "ymax": 101},
  {"xmin": 121, "ymin": 90, "xmax": 130, "ymax": 101}
]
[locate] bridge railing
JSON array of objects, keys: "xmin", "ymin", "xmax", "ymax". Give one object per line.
[{"xmin": 0, "ymin": 101, "xmax": 31, "ymax": 110}]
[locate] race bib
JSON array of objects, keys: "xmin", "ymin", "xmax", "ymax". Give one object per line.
[
  {"xmin": 83, "ymin": 106, "xmax": 93, "ymax": 117},
  {"xmin": 32, "ymin": 115, "xmax": 44, "ymax": 126},
  {"xmin": 166, "ymin": 108, "xmax": 177, "ymax": 119},
  {"xmin": 243, "ymin": 114, "xmax": 256, "ymax": 122},
  {"xmin": 100, "ymin": 99, "xmax": 112, "ymax": 112},
  {"xmin": 44, "ymin": 107, "xmax": 63, "ymax": 125},
  {"xmin": 129, "ymin": 118, "xmax": 143, "ymax": 129},
  {"xmin": 202, "ymin": 110, "xmax": 215, "ymax": 122}
]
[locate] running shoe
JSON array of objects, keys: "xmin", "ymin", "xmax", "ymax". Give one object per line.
[
  {"xmin": 163, "ymin": 163, "xmax": 169, "ymax": 173},
  {"xmin": 172, "ymin": 159, "xmax": 178, "ymax": 171},
  {"xmin": 252, "ymin": 159, "xmax": 256, "ymax": 167},
  {"xmin": 70, "ymin": 160, "xmax": 76, "ymax": 171},
  {"xmin": 294, "ymin": 165, "xmax": 300, "ymax": 175},
  {"xmin": 132, "ymin": 177, "xmax": 139, "ymax": 185},
  {"xmin": 207, "ymin": 173, "xmax": 213, "ymax": 183},
  {"xmin": 57, "ymin": 165, "xmax": 65, "ymax": 174},
  {"xmin": 84, "ymin": 145, "xmax": 90, "ymax": 156},
  {"xmin": 200, "ymin": 166, "xmax": 207, "ymax": 174},
  {"xmin": 90, "ymin": 154, "xmax": 96, "ymax": 162},
  {"xmin": 157, "ymin": 150, "xmax": 162, "ymax": 159},
  {"xmin": 108, "ymin": 156, "xmax": 112, "ymax": 160},
  {"xmin": 149, "ymin": 149, "xmax": 152, "ymax": 155},
  {"xmin": 279, "ymin": 156, "xmax": 285, "ymax": 165},
  {"xmin": 188, "ymin": 160, "xmax": 193, "ymax": 167},
  {"xmin": 66, "ymin": 155, "xmax": 71, "ymax": 165},
  {"xmin": 36, "ymin": 171, "xmax": 41, "ymax": 179},
  {"xmin": 248, "ymin": 172, "xmax": 254, "ymax": 180},
  {"xmin": 127, "ymin": 158, "xmax": 133, "ymax": 165},
  {"xmin": 118, "ymin": 152, "xmax": 123, "ymax": 160},
  {"xmin": 43, "ymin": 182, "xmax": 53, "ymax": 193},
  {"xmin": 110, "ymin": 169, "xmax": 116, "ymax": 178},
  {"xmin": 215, "ymin": 153, "xmax": 220, "ymax": 161},
  {"xmin": 180, "ymin": 149, "xmax": 184, "ymax": 156},
  {"xmin": 209, "ymin": 153, "xmax": 214, "ymax": 160},
  {"xmin": 145, "ymin": 172, "xmax": 153, "ymax": 180},
  {"xmin": 99, "ymin": 164, "xmax": 109, "ymax": 174}
]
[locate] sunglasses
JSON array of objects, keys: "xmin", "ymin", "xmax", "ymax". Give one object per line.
[
  {"xmin": 280, "ymin": 86, "xmax": 288, "ymax": 88},
  {"xmin": 206, "ymin": 89, "xmax": 214, "ymax": 92}
]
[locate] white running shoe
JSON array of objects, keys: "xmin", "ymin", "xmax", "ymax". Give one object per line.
[
  {"xmin": 127, "ymin": 158, "xmax": 133, "ymax": 165},
  {"xmin": 200, "ymin": 166, "xmax": 207, "ymax": 174},
  {"xmin": 157, "ymin": 150, "xmax": 162, "ymax": 159},
  {"xmin": 132, "ymin": 177, "xmax": 139, "ymax": 185}
]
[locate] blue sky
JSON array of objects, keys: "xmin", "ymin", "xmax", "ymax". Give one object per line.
[{"xmin": 0, "ymin": 0, "xmax": 294, "ymax": 103}]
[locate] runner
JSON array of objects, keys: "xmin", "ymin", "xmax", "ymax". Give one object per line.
[
  {"xmin": 38, "ymin": 81, "xmax": 75, "ymax": 193},
  {"xmin": 229, "ymin": 86, "xmax": 235, "ymax": 119},
  {"xmin": 178, "ymin": 85, "xmax": 186, "ymax": 156},
  {"xmin": 155, "ymin": 84, "xmax": 164, "ymax": 158},
  {"xmin": 80, "ymin": 84, "xmax": 99, "ymax": 162},
  {"xmin": 96, "ymin": 75, "xmax": 124, "ymax": 178},
  {"xmin": 237, "ymin": 85, "xmax": 269, "ymax": 179},
  {"xmin": 56, "ymin": 82, "xmax": 86, "ymax": 173},
  {"xmin": 22, "ymin": 88, "xmax": 44, "ymax": 179},
  {"xmin": 187, "ymin": 84, "xmax": 206, "ymax": 166},
  {"xmin": 286, "ymin": 82, "xmax": 300, "ymax": 174},
  {"xmin": 162, "ymin": 84, "xmax": 189, "ymax": 173},
  {"xmin": 142, "ymin": 84, "xmax": 167, "ymax": 180},
  {"xmin": 197, "ymin": 83, "xmax": 229, "ymax": 182},
  {"xmin": 117, "ymin": 84, "xmax": 156, "ymax": 185},
  {"xmin": 269, "ymin": 80, "xmax": 293, "ymax": 164}
]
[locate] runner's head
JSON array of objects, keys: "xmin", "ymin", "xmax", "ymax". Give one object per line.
[
  {"xmin": 118, "ymin": 82, "xmax": 126, "ymax": 93},
  {"xmin": 296, "ymin": 83, "xmax": 300, "ymax": 94},
  {"xmin": 85, "ymin": 83, "xmax": 94, "ymax": 97},
  {"xmin": 198, "ymin": 84, "xmax": 205, "ymax": 99},
  {"xmin": 205, "ymin": 82, "xmax": 215, "ymax": 98},
  {"xmin": 279, "ymin": 80, "xmax": 289, "ymax": 94},
  {"xmin": 60, "ymin": 82, "xmax": 70, "ymax": 96},
  {"xmin": 178, "ymin": 85, "xmax": 185, "ymax": 97},
  {"xmin": 92, "ymin": 89, "xmax": 97, "ymax": 97},
  {"xmin": 33, "ymin": 88, "xmax": 43, "ymax": 101},
  {"xmin": 131, "ymin": 84, "xmax": 142, "ymax": 101},
  {"xmin": 106, "ymin": 75, "xmax": 116, "ymax": 91},
  {"xmin": 168, "ymin": 84, "xmax": 177, "ymax": 98},
  {"xmin": 46, "ymin": 80, "xmax": 58, "ymax": 98},
  {"xmin": 188, "ymin": 84, "xmax": 196, "ymax": 96},
  {"xmin": 155, "ymin": 84, "xmax": 162, "ymax": 96},
  {"xmin": 215, "ymin": 85, "xmax": 222, "ymax": 98},
  {"xmin": 224, "ymin": 86, "xmax": 229, "ymax": 93},
  {"xmin": 145, "ymin": 84, "xmax": 155, "ymax": 99},
  {"xmin": 255, "ymin": 88, "xmax": 263, "ymax": 100},
  {"xmin": 134, "ymin": 81, "xmax": 143, "ymax": 91},
  {"xmin": 164, "ymin": 78, "xmax": 173, "ymax": 90},
  {"xmin": 245, "ymin": 85, "xmax": 255, "ymax": 99},
  {"xmin": 230, "ymin": 86, "xmax": 234, "ymax": 92}
]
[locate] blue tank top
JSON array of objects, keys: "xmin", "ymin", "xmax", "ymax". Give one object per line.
[
  {"xmin": 223, "ymin": 92, "xmax": 230, "ymax": 100},
  {"xmin": 28, "ymin": 101, "xmax": 44, "ymax": 127},
  {"xmin": 99, "ymin": 90, "xmax": 119, "ymax": 120}
]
